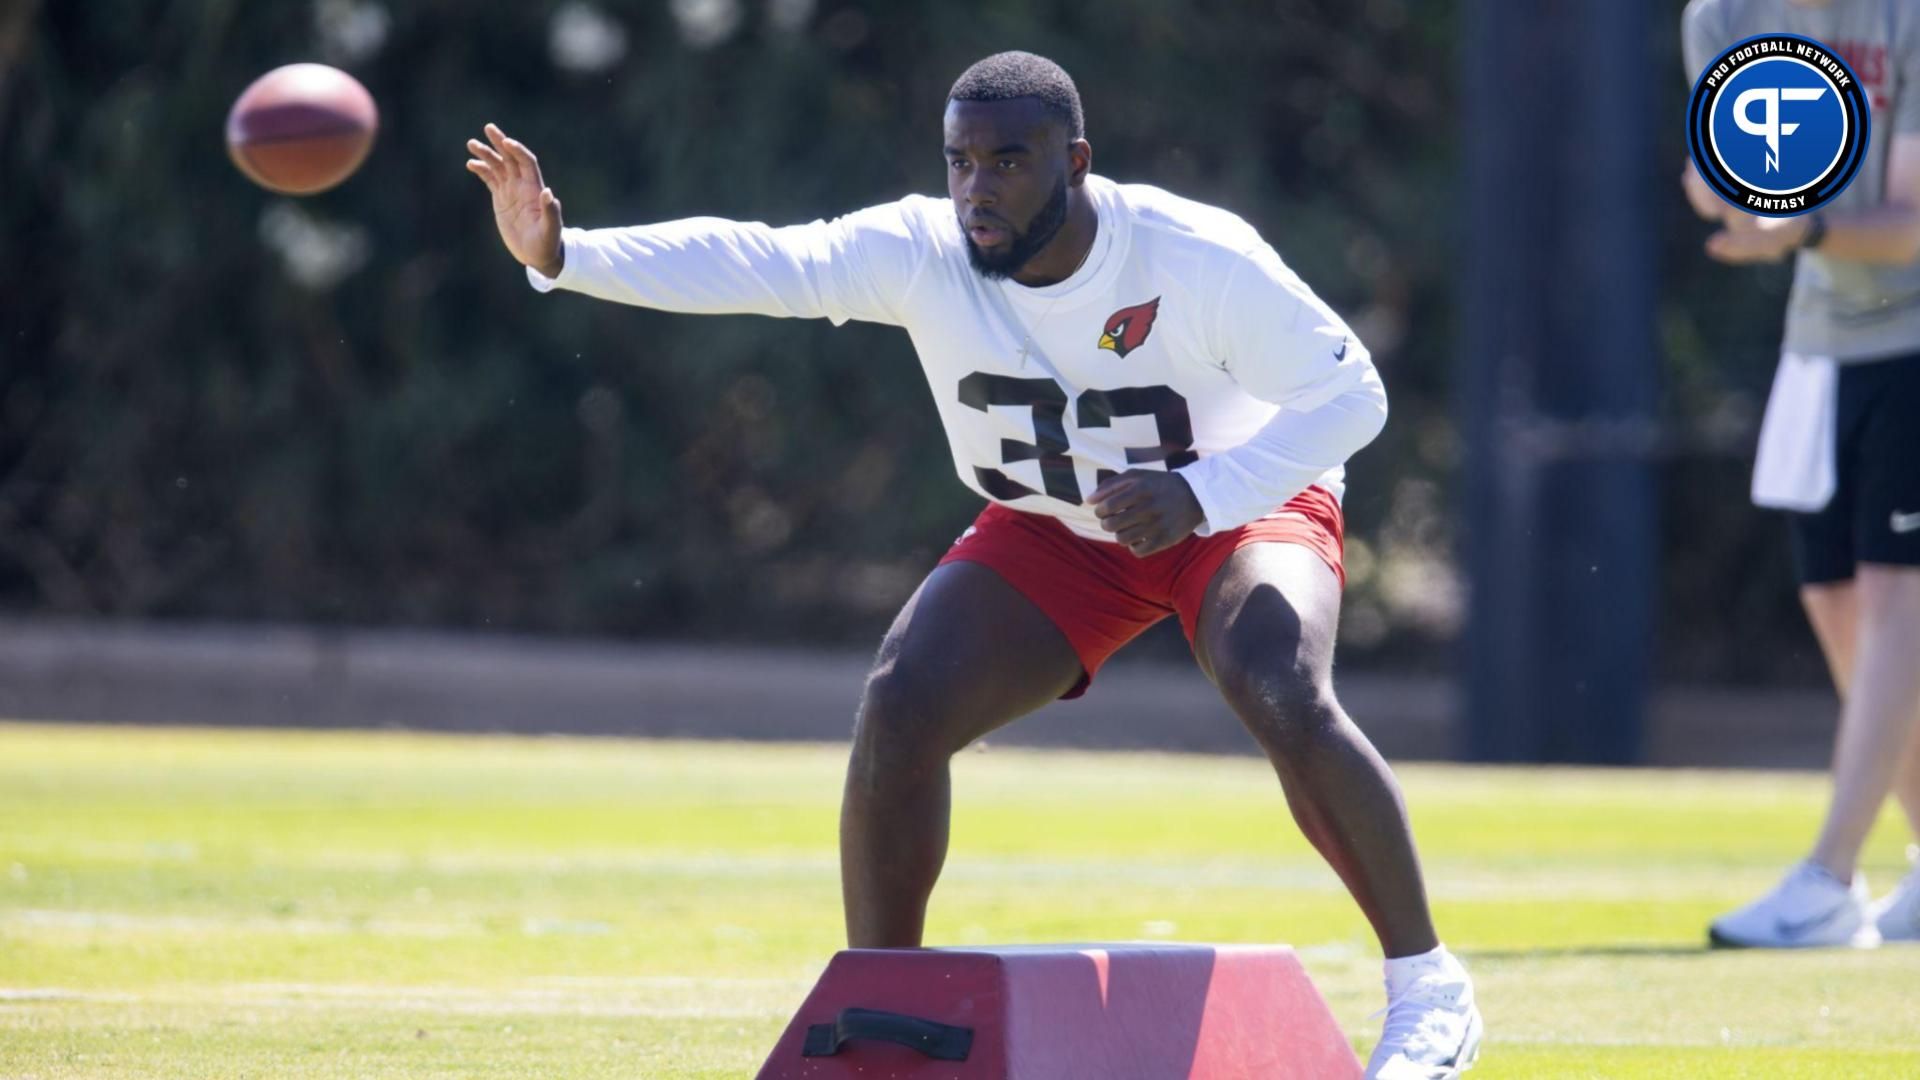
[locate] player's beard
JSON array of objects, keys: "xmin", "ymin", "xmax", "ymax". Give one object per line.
[{"xmin": 964, "ymin": 176, "xmax": 1070, "ymax": 281}]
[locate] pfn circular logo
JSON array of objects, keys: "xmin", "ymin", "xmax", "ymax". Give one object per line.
[{"xmin": 1688, "ymin": 34, "xmax": 1869, "ymax": 217}]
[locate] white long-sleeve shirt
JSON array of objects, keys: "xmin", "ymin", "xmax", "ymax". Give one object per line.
[{"xmin": 529, "ymin": 175, "xmax": 1387, "ymax": 541}]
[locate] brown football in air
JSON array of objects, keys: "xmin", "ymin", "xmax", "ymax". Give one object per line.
[{"xmin": 225, "ymin": 64, "xmax": 378, "ymax": 195}]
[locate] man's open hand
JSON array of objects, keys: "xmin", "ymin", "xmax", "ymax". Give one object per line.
[
  {"xmin": 1089, "ymin": 470, "xmax": 1206, "ymax": 558},
  {"xmin": 466, "ymin": 123, "xmax": 565, "ymax": 278}
]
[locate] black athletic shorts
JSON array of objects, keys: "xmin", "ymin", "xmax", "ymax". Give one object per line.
[{"xmin": 1789, "ymin": 353, "xmax": 1920, "ymax": 584}]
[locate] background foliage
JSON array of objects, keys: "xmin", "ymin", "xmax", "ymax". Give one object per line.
[{"xmin": 0, "ymin": 0, "xmax": 1818, "ymax": 680}]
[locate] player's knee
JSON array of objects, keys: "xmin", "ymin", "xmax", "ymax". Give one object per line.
[
  {"xmin": 1212, "ymin": 645, "xmax": 1339, "ymax": 744},
  {"xmin": 850, "ymin": 663, "xmax": 969, "ymax": 775}
]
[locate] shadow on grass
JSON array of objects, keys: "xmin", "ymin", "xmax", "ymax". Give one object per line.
[{"xmin": 1463, "ymin": 943, "xmax": 1713, "ymax": 961}]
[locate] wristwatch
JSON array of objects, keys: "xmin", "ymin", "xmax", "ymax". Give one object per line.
[{"xmin": 1798, "ymin": 214, "xmax": 1828, "ymax": 251}]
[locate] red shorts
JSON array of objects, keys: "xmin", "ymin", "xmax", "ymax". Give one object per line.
[{"xmin": 938, "ymin": 485, "xmax": 1345, "ymax": 698}]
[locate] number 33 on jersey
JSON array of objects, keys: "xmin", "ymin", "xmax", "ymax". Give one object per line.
[{"xmin": 528, "ymin": 174, "xmax": 1387, "ymax": 543}]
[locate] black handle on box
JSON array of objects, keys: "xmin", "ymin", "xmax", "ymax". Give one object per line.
[{"xmin": 801, "ymin": 1006, "xmax": 973, "ymax": 1062}]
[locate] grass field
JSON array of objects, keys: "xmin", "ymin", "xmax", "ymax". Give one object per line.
[{"xmin": 1, "ymin": 721, "xmax": 1917, "ymax": 1078}]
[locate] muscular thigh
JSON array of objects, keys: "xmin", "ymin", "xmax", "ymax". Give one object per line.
[
  {"xmin": 864, "ymin": 560, "xmax": 1084, "ymax": 745},
  {"xmin": 1191, "ymin": 542, "xmax": 1343, "ymax": 693}
]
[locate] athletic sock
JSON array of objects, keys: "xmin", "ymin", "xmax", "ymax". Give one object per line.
[{"xmin": 1383, "ymin": 943, "xmax": 1457, "ymax": 992}]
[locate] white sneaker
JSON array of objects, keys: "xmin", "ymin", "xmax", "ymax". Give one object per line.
[
  {"xmin": 1869, "ymin": 846, "xmax": 1920, "ymax": 943},
  {"xmin": 1364, "ymin": 948, "xmax": 1482, "ymax": 1080},
  {"xmin": 1708, "ymin": 861, "xmax": 1881, "ymax": 949}
]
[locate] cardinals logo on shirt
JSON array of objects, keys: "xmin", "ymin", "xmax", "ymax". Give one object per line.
[{"xmin": 1098, "ymin": 297, "xmax": 1161, "ymax": 358}]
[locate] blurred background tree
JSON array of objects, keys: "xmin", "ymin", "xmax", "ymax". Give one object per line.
[{"xmin": 0, "ymin": 0, "xmax": 1821, "ymax": 683}]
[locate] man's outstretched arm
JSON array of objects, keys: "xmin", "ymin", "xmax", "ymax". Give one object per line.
[{"xmin": 464, "ymin": 123, "xmax": 920, "ymax": 326}]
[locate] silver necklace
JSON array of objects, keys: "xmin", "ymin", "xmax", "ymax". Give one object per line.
[{"xmin": 1012, "ymin": 236, "xmax": 1096, "ymax": 369}]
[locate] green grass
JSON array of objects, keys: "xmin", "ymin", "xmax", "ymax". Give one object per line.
[{"xmin": 1, "ymin": 722, "xmax": 1916, "ymax": 1078}]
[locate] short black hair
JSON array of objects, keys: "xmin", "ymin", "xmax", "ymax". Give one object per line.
[{"xmin": 948, "ymin": 51, "xmax": 1084, "ymax": 139}]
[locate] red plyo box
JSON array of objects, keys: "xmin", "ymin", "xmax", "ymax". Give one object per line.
[{"xmin": 755, "ymin": 943, "xmax": 1361, "ymax": 1079}]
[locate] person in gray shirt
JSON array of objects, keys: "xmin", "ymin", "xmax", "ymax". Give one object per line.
[{"xmin": 1683, "ymin": 0, "xmax": 1920, "ymax": 949}]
